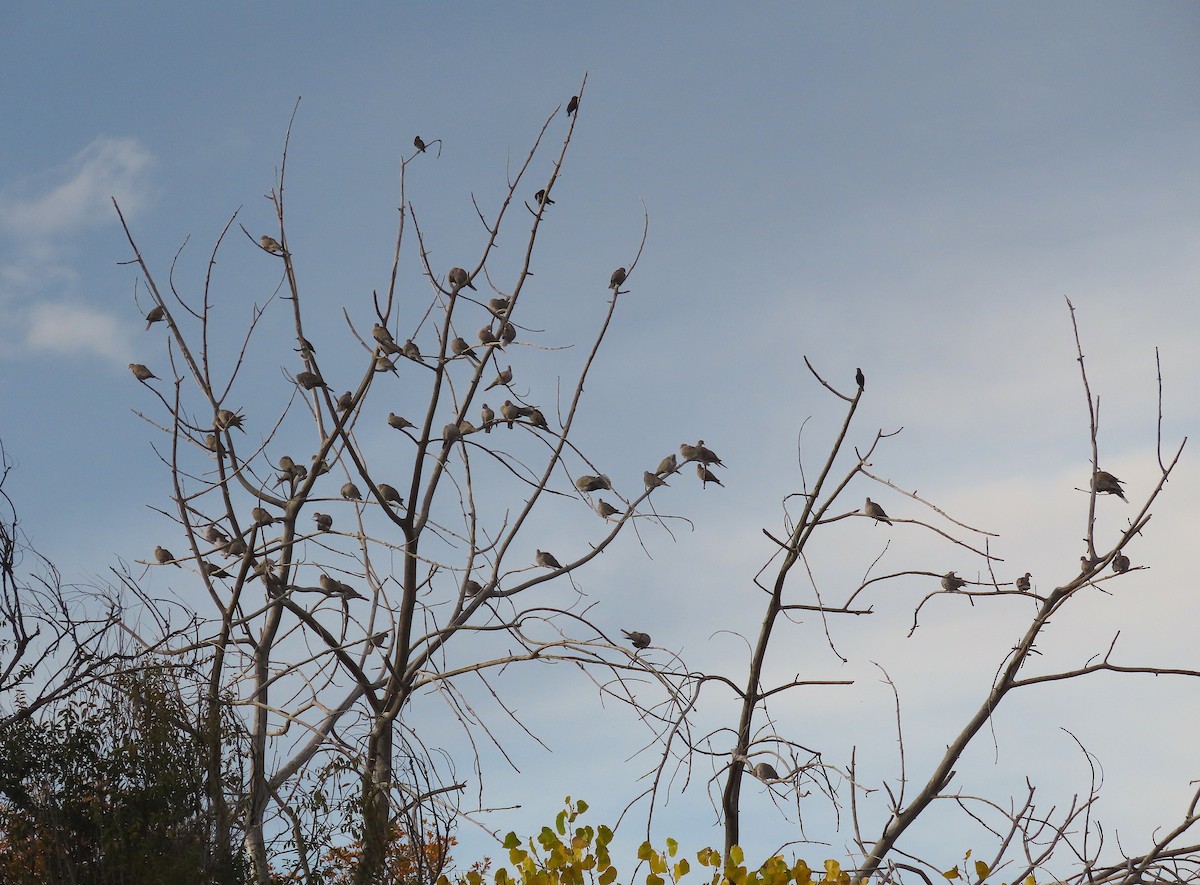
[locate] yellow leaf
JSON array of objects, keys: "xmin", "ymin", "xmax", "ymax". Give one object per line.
[
  {"xmin": 730, "ymin": 846, "xmax": 744, "ymax": 866},
  {"xmin": 649, "ymin": 875, "xmax": 666, "ymax": 885},
  {"xmin": 793, "ymin": 860, "xmax": 812, "ymax": 885},
  {"xmin": 600, "ymin": 867, "xmax": 618, "ymax": 885},
  {"xmin": 674, "ymin": 859, "xmax": 691, "ymax": 882},
  {"xmin": 697, "ymin": 848, "xmax": 716, "ymax": 868},
  {"xmin": 557, "ymin": 810, "xmax": 569, "ymax": 836},
  {"xmin": 943, "ymin": 869, "xmax": 960, "ymax": 880},
  {"xmin": 577, "ymin": 799, "xmax": 589, "ymax": 813},
  {"xmin": 1025, "ymin": 878, "xmax": 1036, "ymax": 885},
  {"xmin": 975, "ymin": 861, "xmax": 989, "ymax": 880},
  {"xmin": 668, "ymin": 838, "xmax": 679, "ymax": 858},
  {"xmin": 639, "ymin": 842, "xmax": 655, "ymax": 862},
  {"xmin": 824, "ymin": 860, "xmax": 842, "ymax": 881},
  {"xmin": 510, "ymin": 848, "xmax": 529, "ymax": 866}
]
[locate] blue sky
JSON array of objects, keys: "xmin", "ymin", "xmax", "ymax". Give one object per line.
[{"xmin": 2, "ymin": 1, "xmax": 1199, "ymax": 875}]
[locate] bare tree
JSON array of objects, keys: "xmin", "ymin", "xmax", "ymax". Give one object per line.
[{"xmin": 115, "ymin": 80, "xmax": 699, "ymax": 884}]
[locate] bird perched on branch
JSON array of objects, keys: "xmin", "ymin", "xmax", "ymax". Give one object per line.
[
  {"xmin": 534, "ymin": 189, "xmax": 554, "ymax": 206},
  {"xmin": 448, "ymin": 267, "xmax": 476, "ymax": 291},
  {"xmin": 402, "ymin": 340, "xmax": 422, "ymax": 362},
  {"xmin": 488, "ymin": 296, "xmax": 511, "ymax": 315},
  {"xmin": 1092, "ymin": 470, "xmax": 1127, "ymax": 501},
  {"xmin": 259, "ymin": 235, "xmax": 283, "ymax": 254},
  {"xmin": 1113, "ymin": 553, "xmax": 1131, "ymax": 574},
  {"xmin": 373, "ymin": 323, "xmax": 402, "ymax": 354},
  {"xmin": 856, "ymin": 367, "xmax": 865, "ymax": 390},
  {"xmin": 377, "ymin": 484, "xmax": 404, "ymax": 507},
  {"xmin": 443, "ymin": 423, "xmax": 462, "ymax": 442},
  {"xmin": 575, "ymin": 475, "xmax": 611, "ymax": 492},
  {"xmin": 622, "ymin": 629, "xmax": 651, "ymax": 649},
  {"xmin": 155, "ymin": 545, "xmax": 181, "ymax": 568},
  {"xmin": 205, "ymin": 525, "xmax": 229, "ymax": 545},
  {"xmin": 251, "ymin": 507, "xmax": 275, "ymax": 527},
  {"xmin": 499, "ymin": 322, "xmax": 517, "ymax": 346},
  {"xmin": 697, "ymin": 465, "xmax": 724, "ymax": 488},
  {"xmin": 609, "ymin": 267, "xmax": 626, "ymax": 290},
  {"xmin": 596, "ymin": 500, "xmax": 620, "ymax": 519},
  {"xmin": 941, "ymin": 571, "xmax": 967, "ymax": 592},
  {"xmin": 486, "ymin": 366, "xmax": 513, "ymax": 391},
  {"xmin": 655, "ymin": 454, "xmax": 678, "ymax": 476},
  {"xmin": 215, "ymin": 409, "xmax": 244, "ymax": 432},
  {"xmin": 644, "ymin": 471, "xmax": 668, "ymax": 490},
  {"xmin": 341, "ymin": 482, "xmax": 362, "ymax": 501},
  {"xmin": 130, "ymin": 363, "xmax": 157, "ymax": 381},
  {"xmin": 319, "ymin": 574, "xmax": 364, "ymax": 599},
  {"xmin": 535, "ymin": 549, "xmax": 562, "ymax": 569},
  {"xmin": 862, "ymin": 498, "xmax": 891, "ymax": 525},
  {"xmin": 336, "ymin": 391, "xmax": 353, "ymax": 412},
  {"xmin": 313, "ymin": 513, "xmax": 333, "ymax": 532},
  {"xmin": 567, "ymin": 95, "xmax": 579, "ymax": 116},
  {"xmin": 481, "ymin": 403, "xmax": 495, "ymax": 432},
  {"xmin": 295, "ymin": 371, "xmax": 328, "ymax": 391},
  {"xmin": 375, "ymin": 355, "xmax": 398, "ymax": 374},
  {"xmin": 144, "ymin": 304, "xmax": 165, "ymax": 330},
  {"xmin": 413, "ymin": 135, "xmax": 426, "ymax": 153},
  {"xmin": 1015, "ymin": 572, "xmax": 1031, "ymax": 592},
  {"xmin": 478, "ymin": 326, "xmax": 499, "ymax": 346},
  {"xmin": 387, "ymin": 413, "xmax": 414, "ymax": 431},
  {"xmin": 199, "ymin": 561, "xmax": 232, "ymax": 579},
  {"xmin": 500, "ymin": 400, "xmax": 521, "ymax": 428},
  {"xmin": 527, "ymin": 408, "xmax": 548, "ymax": 431},
  {"xmin": 752, "ymin": 761, "xmax": 781, "ymax": 782},
  {"xmin": 693, "ymin": 441, "xmax": 724, "ymax": 467},
  {"xmin": 451, "ymin": 337, "xmax": 479, "ymax": 362}
]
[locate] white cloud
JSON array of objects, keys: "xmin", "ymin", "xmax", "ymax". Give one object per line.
[
  {"xmin": 25, "ymin": 301, "xmax": 132, "ymax": 363},
  {"xmin": 0, "ymin": 136, "xmax": 154, "ymax": 239}
]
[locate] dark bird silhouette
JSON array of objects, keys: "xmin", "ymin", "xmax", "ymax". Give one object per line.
[
  {"xmin": 144, "ymin": 304, "xmax": 165, "ymax": 330},
  {"xmin": 567, "ymin": 95, "xmax": 579, "ymax": 116},
  {"xmin": 313, "ymin": 512, "xmax": 333, "ymax": 532},
  {"xmin": 622, "ymin": 629, "xmax": 651, "ymax": 649},
  {"xmin": 1092, "ymin": 470, "xmax": 1127, "ymax": 501},
  {"xmin": 1016, "ymin": 572, "xmax": 1031, "ymax": 592},
  {"xmin": 609, "ymin": 267, "xmax": 626, "ymax": 290},
  {"xmin": 413, "ymin": 135, "xmax": 426, "ymax": 153},
  {"xmin": 941, "ymin": 571, "xmax": 967, "ymax": 592},
  {"xmin": 1113, "ymin": 553, "xmax": 1131, "ymax": 574},
  {"xmin": 534, "ymin": 189, "xmax": 554, "ymax": 206},
  {"xmin": 856, "ymin": 367, "xmax": 865, "ymax": 390}
]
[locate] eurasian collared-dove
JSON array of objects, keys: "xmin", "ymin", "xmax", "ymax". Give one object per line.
[
  {"xmin": 370, "ymin": 631, "xmax": 388, "ymax": 647},
  {"xmin": 199, "ymin": 560, "xmax": 232, "ymax": 579},
  {"xmin": 336, "ymin": 391, "xmax": 353, "ymax": 412},
  {"xmin": 527, "ymin": 409, "xmax": 548, "ymax": 430},
  {"xmin": 130, "ymin": 363, "xmax": 157, "ymax": 381},
  {"xmin": 679, "ymin": 443, "xmax": 700, "ymax": 462},
  {"xmin": 478, "ymin": 325, "xmax": 500, "ymax": 345},
  {"xmin": 387, "ymin": 413, "xmax": 414, "ymax": 431},
  {"xmin": 464, "ymin": 578, "xmax": 484, "ymax": 597},
  {"xmin": 1092, "ymin": 470, "xmax": 1127, "ymax": 501},
  {"xmin": 1015, "ymin": 572, "xmax": 1031, "ymax": 592},
  {"xmin": 144, "ymin": 304, "xmax": 165, "ymax": 330},
  {"xmin": 499, "ymin": 323, "xmax": 517, "ymax": 346},
  {"xmin": 535, "ymin": 549, "xmax": 562, "ymax": 569},
  {"xmin": 481, "ymin": 403, "xmax": 495, "ymax": 432},
  {"xmin": 448, "ymin": 267, "xmax": 476, "ymax": 291},
  {"xmin": 311, "ymin": 457, "xmax": 331, "ymax": 476},
  {"xmin": 655, "ymin": 454, "xmax": 678, "ymax": 476},
  {"xmin": 295, "ymin": 371, "xmax": 328, "ymax": 391},
  {"xmin": 609, "ymin": 267, "xmax": 626, "ymax": 290},
  {"xmin": 451, "ymin": 337, "xmax": 479, "ymax": 361},
  {"xmin": 313, "ymin": 512, "xmax": 333, "ymax": 532},
  {"xmin": 205, "ymin": 525, "xmax": 229, "ymax": 545},
  {"xmin": 941, "ymin": 571, "xmax": 967, "ymax": 592},
  {"xmin": 259, "ymin": 235, "xmax": 283, "ymax": 253},
  {"xmin": 443, "ymin": 423, "xmax": 462, "ymax": 442},
  {"xmin": 567, "ymin": 95, "xmax": 579, "ymax": 116},
  {"xmin": 205, "ymin": 434, "xmax": 220, "ymax": 453},
  {"xmin": 341, "ymin": 482, "xmax": 362, "ymax": 501},
  {"xmin": 155, "ymin": 545, "xmax": 182, "ymax": 568},
  {"xmin": 319, "ymin": 573, "xmax": 364, "ymax": 599},
  {"xmin": 596, "ymin": 500, "xmax": 620, "ymax": 519},
  {"xmin": 575, "ymin": 475, "xmax": 611, "ymax": 492},
  {"xmin": 856, "ymin": 367, "xmax": 865, "ymax": 390},
  {"xmin": 377, "ymin": 484, "xmax": 404, "ymax": 506},
  {"xmin": 251, "ymin": 507, "xmax": 275, "ymax": 526},
  {"xmin": 485, "ymin": 367, "xmax": 512, "ymax": 390},
  {"xmin": 489, "ymin": 296, "xmax": 511, "ymax": 315},
  {"xmin": 622, "ymin": 629, "xmax": 651, "ymax": 649},
  {"xmin": 694, "ymin": 441, "xmax": 723, "ymax": 467},
  {"xmin": 215, "ymin": 409, "xmax": 244, "ymax": 432},
  {"xmin": 373, "ymin": 323, "xmax": 401, "ymax": 354},
  {"xmin": 752, "ymin": 761, "xmax": 780, "ymax": 782},
  {"xmin": 644, "ymin": 471, "xmax": 668, "ymax": 490},
  {"xmin": 413, "ymin": 135, "xmax": 426, "ymax": 153},
  {"xmin": 697, "ymin": 464, "xmax": 724, "ymax": 488},
  {"xmin": 224, "ymin": 538, "xmax": 248, "ymax": 557},
  {"xmin": 458, "ymin": 419, "xmax": 478, "ymax": 435},
  {"xmin": 501, "ymin": 401, "xmax": 521, "ymax": 428},
  {"xmin": 402, "ymin": 340, "xmax": 422, "ymax": 362},
  {"xmin": 534, "ymin": 189, "xmax": 554, "ymax": 206},
  {"xmin": 279, "ymin": 455, "xmax": 296, "ymax": 473},
  {"xmin": 375, "ymin": 355, "xmax": 398, "ymax": 374},
  {"xmin": 863, "ymin": 498, "xmax": 891, "ymax": 525},
  {"xmin": 1113, "ymin": 553, "xmax": 1131, "ymax": 574}
]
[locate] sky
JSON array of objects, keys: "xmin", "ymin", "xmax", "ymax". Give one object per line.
[{"xmin": 2, "ymin": 0, "xmax": 1199, "ymax": 877}]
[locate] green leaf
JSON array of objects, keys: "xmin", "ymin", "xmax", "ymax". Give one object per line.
[
  {"xmin": 943, "ymin": 869, "xmax": 960, "ymax": 881},
  {"xmin": 730, "ymin": 846, "xmax": 744, "ymax": 866},
  {"xmin": 638, "ymin": 842, "xmax": 654, "ymax": 862},
  {"xmin": 600, "ymin": 867, "xmax": 618, "ymax": 885},
  {"xmin": 504, "ymin": 832, "xmax": 522, "ymax": 850},
  {"xmin": 667, "ymin": 838, "xmax": 679, "ymax": 858},
  {"xmin": 975, "ymin": 861, "xmax": 989, "ymax": 880}
]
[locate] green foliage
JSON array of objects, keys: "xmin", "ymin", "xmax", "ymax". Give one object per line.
[{"xmin": 442, "ymin": 799, "xmax": 858, "ymax": 885}]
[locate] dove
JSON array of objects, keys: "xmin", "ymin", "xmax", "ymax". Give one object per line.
[
  {"xmin": 535, "ymin": 550, "xmax": 562, "ymax": 569},
  {"xmin": 1092, "ymin": 470, "xmax": 1127, "ymax": 501},
  {"xmin": 373, "ymin": 323, "xmax": 401, "ymax": 354},
  {"xmin": 499, "ymin": 322, "xmax": 517, "ymax": 345},
  {"xmin": 319, "ymin": 574, "xmax": 364, "ymax": 599},
  {"xmin": 448, "ymin": 267, "xmax": 476, "ymax": 291},
  {"xmin": 374, "ymin": 355, "xmax": 398, "ymax": 374},
  {"xmin": 609, "ymin": 267, "xmax": 627, "ymax": 290},
  {"xmin": 205, "ymin": 525, "xmax": 229, "ymax": 545},
  {"xmin": 130, "ymin": 363, "xmax": 157, "ymax": 381},
  {"xmin": 534, "ymin": 188, "xmax": 554, "ymax": 206},
  {"xmin": 575, "ymin": 475, "xmax": 611, "ymax": 492},
  {"xmin": 856, "ymin": 367, "xmax": 865, "ymax": 390},
  {"xmin": 443, "ymin": 423, "xmax": 462, "ymax": 442},
  {"xmin": 697, "ymin": 465, "xmax": 724, "ymax": 488},
  {"xmin": 223, "ymin": 538, "xmax": 248, "ymax": 558},
  {"xmin": 144, "ymin": 304, "xmax": 165, "ymax": 330},
  {"xmin": 489, "ymin": 296, "xmax": 511, "ymax": 314},
  {"xmin": 863, "ymin": 498, "xmax": 891, "ymax": 525},
  {"xmin": 596, "ymin": 500, "xmax": 620, "ymax": 519},
  {"xmin": 205, "ymin": 434, "xmax": 220, "ymax": 453},
  {"xmin": 655, "ymin": 454, "xmax": 678, "ymax": 476},
  {"xmin": 752, "ymin": 762, "xmax": 780, "ymax": 782},
  {"xmin": 644, "ymin": 471, "xmax": 668, "ymax": 490},
  {"xmin": 527, "ymin": 408, "xmax": 548, "ymax": 430},
  {"xmin": 260, "ymin": 235, "xmax": 283, "ymax": 253},
  {"xmin": 370, "ymin": 631, "xmax": 388, "ymax": 647},
  {"xmin": 251, "ymin": 507, "xmax": 275, "ymax": 526},
  {"xmin": 500, "ymin": 401, "xmax": 522, "ymax": 428},
  {"xmin": 679, "ymin": 443, "xmax": 700, "ymax": 463},
  {"xmin": 464, "ymin": 578, "xmax": 484, "ymax": 597},
  {"xmin": 311, "ymin": 458, "xmax": 331, "ymax": 476},
  {"xmin": 1015, "ymin": 572, "xmax": 1031, "ymax": 592},
  {"xmin": 941, "ymin": 571, "xmax": 967, "ymax": 592},
  {"xmin": 486, "ymin": 367, "xmax": 513, "ymax": 391},
  {"xmin": 622, "ymin": 629, "xmax": 651, "ymax": 649},
  {"xmin": 279, "ymin": 455, "xmax": 296, "ymax": 473},
  {"xmin": 154, "ymin": 545, "xmax": 181, "ymax": 568},
  {"xmin": 1112, "ymin": 553, "xmax": 1131, "ymax": 574},
  {"xmin": 481, "ymin": 403, "xmax": 495, "ymax": 432},
  {"xmin": 402, "ymin": 340, "xmax": 422, "ymax": 362},
  {"xmin": 295, "ymin": 371, "xmax": 328, "ymax": 391},
  {"xmin": 377, "ymin": 483, "xmax": 404, "ymax": 507},
  {"xmin": 313, "ymin": 512, "xmax": 333, "ymax": 532},
  {"xmin": 413, "ymin": 135, "xmax": 426, "ymax": 152},
  {"xmin": 567, "ymin": 95, "xmax": 579, "ymax": 115},
  {"xmin": 459, "ymin": 419, "xmax": 478, "ymax": 435},
  {"xmin": 341, "ymin": 482, "xmax": 362, "ymax": 500},
  {"xmin": 387, "ymin": 413, "xmax": 414, "ymax": 431},
  {"xmin": 451, "ymin": 337, "xmax": 479, "ymax": 362},
  {"xmin": 215, "ymin": 409, "xmax": 244, "ymax": 432},
  {"xmin": 199, "ymin": 561, "xmax": 232, "ymax": 579},
  {"xmin": 693, "ymin": 441, "xmax": 724, "ymax": 467},
  {"xmin": 336, "ymin": 391, "xmax": 353, "ymax": 412},
  {"xmin": 297, "ymin": 336, "xmax": 317, "ymax": 357},
  {"xmin": 478, "ymin": 326, "xmax": 500, "ymax": 346}
]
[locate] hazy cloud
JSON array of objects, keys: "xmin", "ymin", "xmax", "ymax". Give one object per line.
[{"xmin": 25, "ymin": 301, "xmax": 132, "ymax": 363}]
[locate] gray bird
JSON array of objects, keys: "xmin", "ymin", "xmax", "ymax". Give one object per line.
[
  {"xmin": 478, "ymin": 326, "xmax": 500, "ymax": 345},
  {"xmin": 863, "ymin": 498, "xmax": 891, "ymax": 525},
  {"xmin": 1015, "ymin": 572, "xmax": 1031, "ymax": 592},
  {"xmin": 154, "ymin": 545, "xmax": 181, "ymax": 568},
  {"xmin": 694, "ymin": 441, "xmax": 724, "ymax": 467},
  {"xmin": 413, "ymin": 135, "xmax": 426, "ymax": 153},
  {"xmin": 481, "ymin": 403, "xmax": 495, "ymax": 432},
  {"xmin": 130, "ymin": 363, "xmax": 157, "ymax": 381},
  {"xmin": 375, "ymin": 355, "xmax": 398, "ymax": 374},
  {"xmin": 443, "ymin": 422, "xmax": 462, "ymax": 442},
  {"xmin": 697, "ymin": 464, "xmax": 724, "ymax": 488},
  {"xmin": 856, "ymin": 367, "xmax": 865, "ymax": 390},
  {"xmin": 609, "ymin": 267, "xmax": 626, "ymax": 290},
  {"xmin": 566, "ymin": 95, "xmax": 579, "ymax": 116},
  {"xmin": 535, "ymin": 549, "xmax": 562, "ymax": 569},
  {"xmin": 373, "ymin": 323, "xmax": 401, "ymax": 354},
  {"xmin": 370, "ymin": 631, "xmax": 388, "ymax": 647},
  {"xmin": 486, "ymin": 367, "xmax": 513, "ymax": 391},
  {"xmin": 458, "ymin": 419, "xmax": 478, "ymax": 435},
  {"xmin": 622, "ymin": 629, "xmax": 651, "ymax": 649},
  {"xmin": 199, "ymin": 560, "xmax": 232, "ymax": 579},
  {"xmin": 534, "ymin": 188, "xmax": 554, "ymax": 206},
  {"xmin": 319, "ymin": 574, "xmax": 364, "ymax": 599},
  {"xmin": 1113, "ymin": 553, "xmax": 1131, "ymax": 574},
  {"xmin": 336, "ymin": 391, "xmax": 353, "ymax": 412},
  {"xmin": 1092, "ymin": 470, "xmax": 1127, "ymax": 502},
  {"xmin": 644, "ymin": 471, "xmax": 668, "ymax": 490},
  {"xmin": 596, "ymin": 500, "xmax": 620, "ymax": 519},
  {"xmin": 402, "ymin": 339, "xmax": 422, "ymax": 362},
  {"xmin": 501, "ymin": 400, "xmax": 522, "ymax": 428},
  {"xmin": 259, "ymin": 235, "xmax": 283, "ymax": 253},
  {"xmin": 499, "ymin": 322, "xmax": 517, "ymax": 345},
  {"xmin": 941, "ymin": 571, "xmax": 967, "ymax": 592},
  {"xmin": 311, "ymin": 458, "xmax": 331, "ymax": 476},
  {"xmin": 752, "ymin": 761, "xmax": 781, "ymax": 782},
  {"xmin": 313, "ymin": 512, "xmax": 333, "ymax": 532},
  {"xmin": 215, "ymin": 408, "xmax": 244, "ymax": 431},
  {"xmin": 377, "ymin": 483, "xmax": 404, "ymax": 507},
  {"xmin": 679, "ymin": 443, "xmax": 701, "ymax": 463},
  {"xmin": 205, "ymin": 434, "xmax": 220, "ymax": 453},
  {"xmin": 655, "ymin": 454, "xmax": 678, "ymax": 476},
  {"xmin": 464, "ymin": 578, "xmax": 484, "ymax": 597},
  {"xmin": 575, "ymin": 475, "xmax": 611, "ymax": 492},
  {"xmin": 295, "ymin": 371, "xmax": 327, "ymax": 391},
  {"xmin": 527, "ymin": 408, "xmax": 548, "ymax": 430},
  {"xmin": 448, "ymin": 267, "xmax": 476, "ymax": 291},
  {"xmin": 297, "ymin": 335, "xmax": 317, "ymax": 357},
  {"xmin": 451, "ymin": 337, "xmax": 479, "ymax": 361},
  {"xmin": 279, "ymin": 455, "xmax": 296, "ymax": 473},
  {"xmin": 251, "ymin": 506, "xmax": 275, "ymax": 526},
  {"xmin": 341, "ymin": 482, "xmax": 362, "ymax": 500},
  {"xmin": 205, "ymin": 525, "xmax": 229, "ymax": 545},
  {"xmin": 488, "ymin": 296, "xmax": 511, "ymax": 314},
  {"xmin": 144, "ymin": 304, "xmax": 165, "ymax": 330},
  {"xmin": 223, "ymin": 538, "xmax": 248, "ymax": 557},
  {"xmin": 387, "ymin": 413, "xmax": 414, "ymax": 431}
]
